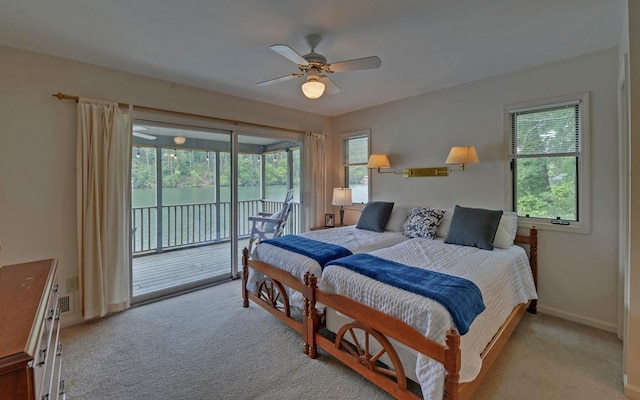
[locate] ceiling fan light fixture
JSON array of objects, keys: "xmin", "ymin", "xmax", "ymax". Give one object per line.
[
  {"xmin": 173, "ymin": 136, "xmax": 186, "ymax": 145},
  {"xmin": 260, "ymin": 34, "xmax": 379, "ymax": 98},
  {"xmin": 301, "ymin": 80, "xmax": 325, "ymax": 99}
]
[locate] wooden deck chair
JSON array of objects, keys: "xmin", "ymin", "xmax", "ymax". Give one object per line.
[{"xmin": 247, "ymin": 189, "xmax": 294, "ymax": 254}]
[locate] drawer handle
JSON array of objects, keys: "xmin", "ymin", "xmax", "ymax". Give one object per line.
[
  {"xmin": 47, "ymin": 308, "xmax": 55, "ymax": 320},
  {"xmin": 55, "ymin": 308, "xmax": 62, "ymax": 320},
  {"xmin": 57, "ymin": 342, "xmax": 63, "ymax": 356},
  {"xmin": 53, "ymin": 283, "xmax": 59, "ymax": 293},
  {"xmin": 59, "ymin": 379, "xmax": 65, "ymax": 395},
  {"xmin": 38, "ymin": 348, "xmax": 47, "ymax": 366}
]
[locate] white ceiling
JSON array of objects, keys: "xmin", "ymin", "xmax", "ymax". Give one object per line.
[{"xmin": 0, "ymin": 0, "xmax": 624, "ymax": 117}]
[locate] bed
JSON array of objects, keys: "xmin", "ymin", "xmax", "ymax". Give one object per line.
[
  {"xmin": 313, "ymin": 235, "xmax": 537, "ymax": 399},
  {"xmin": 242, "ymin": 204, "xmax": 538, "ymax": 400},
  {"xmin": 247, "ymin": 225, "xmax": 408, "ymax": 292},
  {"xmin": 242, "ymin": 224, "xmax": 409, "ymax": 335},
  {"xmin": 244, "ymin": 202, "xmax": 411, "ymax": 307}
]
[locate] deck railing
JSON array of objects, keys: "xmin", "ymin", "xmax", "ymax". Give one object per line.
[{"xmin": 131, "ymin": 200, "xmax": 300, "ymax": 255}]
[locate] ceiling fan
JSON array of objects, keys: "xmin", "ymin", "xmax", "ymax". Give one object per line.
[
  {"xmin": 133, "ymin": 131, "xmax": 156, "ymax": 140},
  {"xmin": 133, "ymin": 126, "xmax": 156, "ymax": 140},
  {"xmin": 132, "ymin": 126, "xmax": 187, "ymax": 145},
  {"xmin": 257, "ymin": 34, "xmax": 381, "ymax": 99}
]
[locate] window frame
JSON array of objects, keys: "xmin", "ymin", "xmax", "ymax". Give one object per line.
[
  {"xmin": 340, "ymin": 129, "xmax": 371, "ymax": 205},
  {"xmin": 504, "ymin": 92, "xmax": 590, "ymax": 233}
]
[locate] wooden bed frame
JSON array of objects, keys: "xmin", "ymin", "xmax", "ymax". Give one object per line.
[{"xmin": 242, "ymin": 227, "xmax": 538, "ymax": 400}]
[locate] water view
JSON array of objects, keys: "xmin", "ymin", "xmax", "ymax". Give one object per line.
[
  {"xmin": 132, "ymin": 185, "xmax": 299, "ymax": 207},
  {"xmin": 132, "ymin": 183, "xmax": 367, "ymax": 207}
]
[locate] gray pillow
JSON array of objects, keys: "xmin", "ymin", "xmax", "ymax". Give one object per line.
[
  {"xmin": 444, "ymin": 205, "xmax": 503, "ymax": 250},
  {"xmin": 356, "ymin": 201, "xmax": 395, "ymax": 232}
]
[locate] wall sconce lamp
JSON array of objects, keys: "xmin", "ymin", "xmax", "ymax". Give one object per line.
[
  {"xmin": 368, "ymin": 147, "xmax": 479, "ymax": 178},
  {"xmin": 445, "ymin": 146, "xmax": 480, "ymax": 172},
  {"xmin": 367, "ymin": 154, "xmax": 400, "ymax": 174},
  {"xmin": 174, "ymin": 136, "xmax": 186, "ymax": 145},
  {"xmin": 369, "ymin": 153, "xmax": 447, "ymax": 177},
  {"xmin": 332, "ymin": 188, "xmax": 352, "ymax": 226}
]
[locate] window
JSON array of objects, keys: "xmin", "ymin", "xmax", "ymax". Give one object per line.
[
  {"xmin": 507, "ymin": 93, "xmax": 589, "ymax": 232},
  {"xmin": 342, "ymin": 131, "xmax": 370, "ymax": 204}
]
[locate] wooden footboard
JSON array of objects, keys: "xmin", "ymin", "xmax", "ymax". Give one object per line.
[
  {"xmin": 306, "ymin": 275, "xmax": 530, "ymax": 400},
  {"xmin": 241, "ymin": 248, "xmax": 322, "ymax": 346},
  {"xmin": 305, "ymin": 272, "xmax": 460, "ymax": 399},
  {"xmin": 242, "ymin": 247, "xmax": 304, "ymax": 334}
]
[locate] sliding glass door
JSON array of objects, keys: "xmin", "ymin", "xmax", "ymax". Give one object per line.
[
  {"xmin": 130, "ymin": 121, "xmax": 302, "ymax": 302},
  {"xmin": 131, "ymin": 121, "xmax": 232, "ymax": 302}
]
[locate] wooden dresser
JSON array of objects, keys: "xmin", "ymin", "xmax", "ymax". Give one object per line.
[{"xmin": 0, "ymin": 259, "xmax": 65, "ymax": 400}]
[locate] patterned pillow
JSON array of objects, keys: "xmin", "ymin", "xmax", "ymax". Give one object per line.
[{"xmin": 402, "ymin": 207, "xmax": 445, "ymax": 238}]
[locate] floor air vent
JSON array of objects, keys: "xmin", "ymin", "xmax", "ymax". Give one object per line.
[{"xmin": 58, "ymin": 295, "xmax": 71, "ymax": 313}]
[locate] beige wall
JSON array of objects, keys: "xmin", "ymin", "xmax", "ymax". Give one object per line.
[
  {"xmin": 626, "ymin": 0, "xmax": 640, "ymax": 396},
  {"xmin": 332, "ymin": 48, "xmax": 620, "ymax": 332},
  {"xmin": 0, "ymin": 45, "xmax": 330, "ymax": 323}
]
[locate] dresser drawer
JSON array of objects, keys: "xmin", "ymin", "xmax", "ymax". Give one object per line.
[
  {"xmin": 38, "ymin": 311, "xmax": 61, "ymax": 399},
  {"xmin": 0, "ymin": 259, "xmax": 63, "ymax": 400},
  {"xmin": 50, "ymin": 356, "xmax": 65, "ymax": 400}
]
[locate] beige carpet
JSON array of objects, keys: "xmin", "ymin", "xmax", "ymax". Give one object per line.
[{"xmin": 61, "ymin": 280, "xmax": 626, "ymax": 400}]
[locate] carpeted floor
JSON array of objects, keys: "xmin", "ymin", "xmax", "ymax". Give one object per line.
[{"xmin": 61, "ymin": 279, "xmax": 626, "ymax": 400}]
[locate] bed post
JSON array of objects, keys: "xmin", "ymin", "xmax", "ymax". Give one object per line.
[
  {"xmin": 443, "ymin": 329, "xmax": 461, "ymax": 400},
  {"xmin": 528, "ymin": 227, "xmax": 538, "ymax": 314},
  {"xmin": 242, "ymin": 247, "xmax": 249, "ymax": 308},
  {"xmin": 303, "ymin": 273, "xmax": 319, "ymax": 359}
]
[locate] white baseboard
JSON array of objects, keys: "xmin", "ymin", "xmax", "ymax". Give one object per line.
[
  {"xmin": 625, "ymin": 375, "xmax": 640, "ymax": 400},
  {"xmin": 60, "ymin": 312, "xmax": 85, "ymax": 328},
  {"xmin": 537, "ymin": 305, "xmax": 618, "ymax": 333}
]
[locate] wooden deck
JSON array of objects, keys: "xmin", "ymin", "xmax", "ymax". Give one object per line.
[{"xmin": 132, "ymin": 240, "xmax": 248, "ymax": 298}]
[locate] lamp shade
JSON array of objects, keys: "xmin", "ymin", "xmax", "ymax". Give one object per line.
[
  {"xmin": 445, "ymin": 146, "xmax": 480, "ymax": 165},
  {"xmin": 332, "ymin": 188, "xmax": 353, "ymax": 206},
  {"xmin": 301, "ymin": 80, "xmax": 326, "ymax": 99},
  {"xmin": 174, "ymin": 136, "xmax": 186, "ymax": 145},
  {"xmin": 367, "ymin": 154, "xmax": 391, "ymax": 169}
]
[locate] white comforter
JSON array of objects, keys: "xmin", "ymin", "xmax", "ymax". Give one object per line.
[
  {"xmin": 247, "ymin": 226, "xmax": 408, "ymax": 307},
  {"xmin": 319, "ymin": 238, "xmax": 537, "ymax": 400}
]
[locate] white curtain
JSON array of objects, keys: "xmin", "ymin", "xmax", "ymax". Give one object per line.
[
  {"xmin": 301, "ymin": 132, "xmax": 326, "ymax": 230},
  {"xmin": 77, "ymin": 99, "xmax": 132, "ymax": 319}
]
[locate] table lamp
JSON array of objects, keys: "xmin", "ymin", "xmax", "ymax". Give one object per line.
[{"xmin": 332, "ymin": 188, "xmax": 353, "ymax": 226}]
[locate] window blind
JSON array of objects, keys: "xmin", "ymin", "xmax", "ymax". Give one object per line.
[{"xmin": 510, "ymin": 101, "xmax": 580, "ymax": 157}]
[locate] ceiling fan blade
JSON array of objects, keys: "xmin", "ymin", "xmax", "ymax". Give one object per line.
[
  {"xmin": 328, "ymin": 56, "xmax": 381, "ymax": 73},
  {"xmin": 133, "ymin": 131, "xmax": 157, "ymax": 140},
  {"xmin": 270, "ymin": 44, "xmax": 309, "ymax": 66},
  {"xmin": 320, "ymin": 77, "xmax": 341, "ymax": 95},
  {"xmin": 257, "ymin": 73, "xmax": 302, "ymax": 86}
]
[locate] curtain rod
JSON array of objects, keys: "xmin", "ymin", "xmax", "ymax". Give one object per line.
[{"xmin": 52, "ymin": 92, "xmax": 309, "ymax": 135}]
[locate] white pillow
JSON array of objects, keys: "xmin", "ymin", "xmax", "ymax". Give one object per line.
[
  {"xmin": 436, "ymin": 208, "xmax": 454, "ymax": 238},
  {"xmin": 493, "ymin": 211, "xmax": 518, "ymax": 249},
  {"xmin": 384, "ymin": 206, "xmax": 410, "ymax": 232}
]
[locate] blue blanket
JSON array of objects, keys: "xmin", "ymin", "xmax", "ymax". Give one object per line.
[
  {"xmin": 329, "ymin": 254, "xmax": 485, "ymax": 335},
  {"xmin": 262, "ymin": 235, "xmax": 353, "ymax": 268}
]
